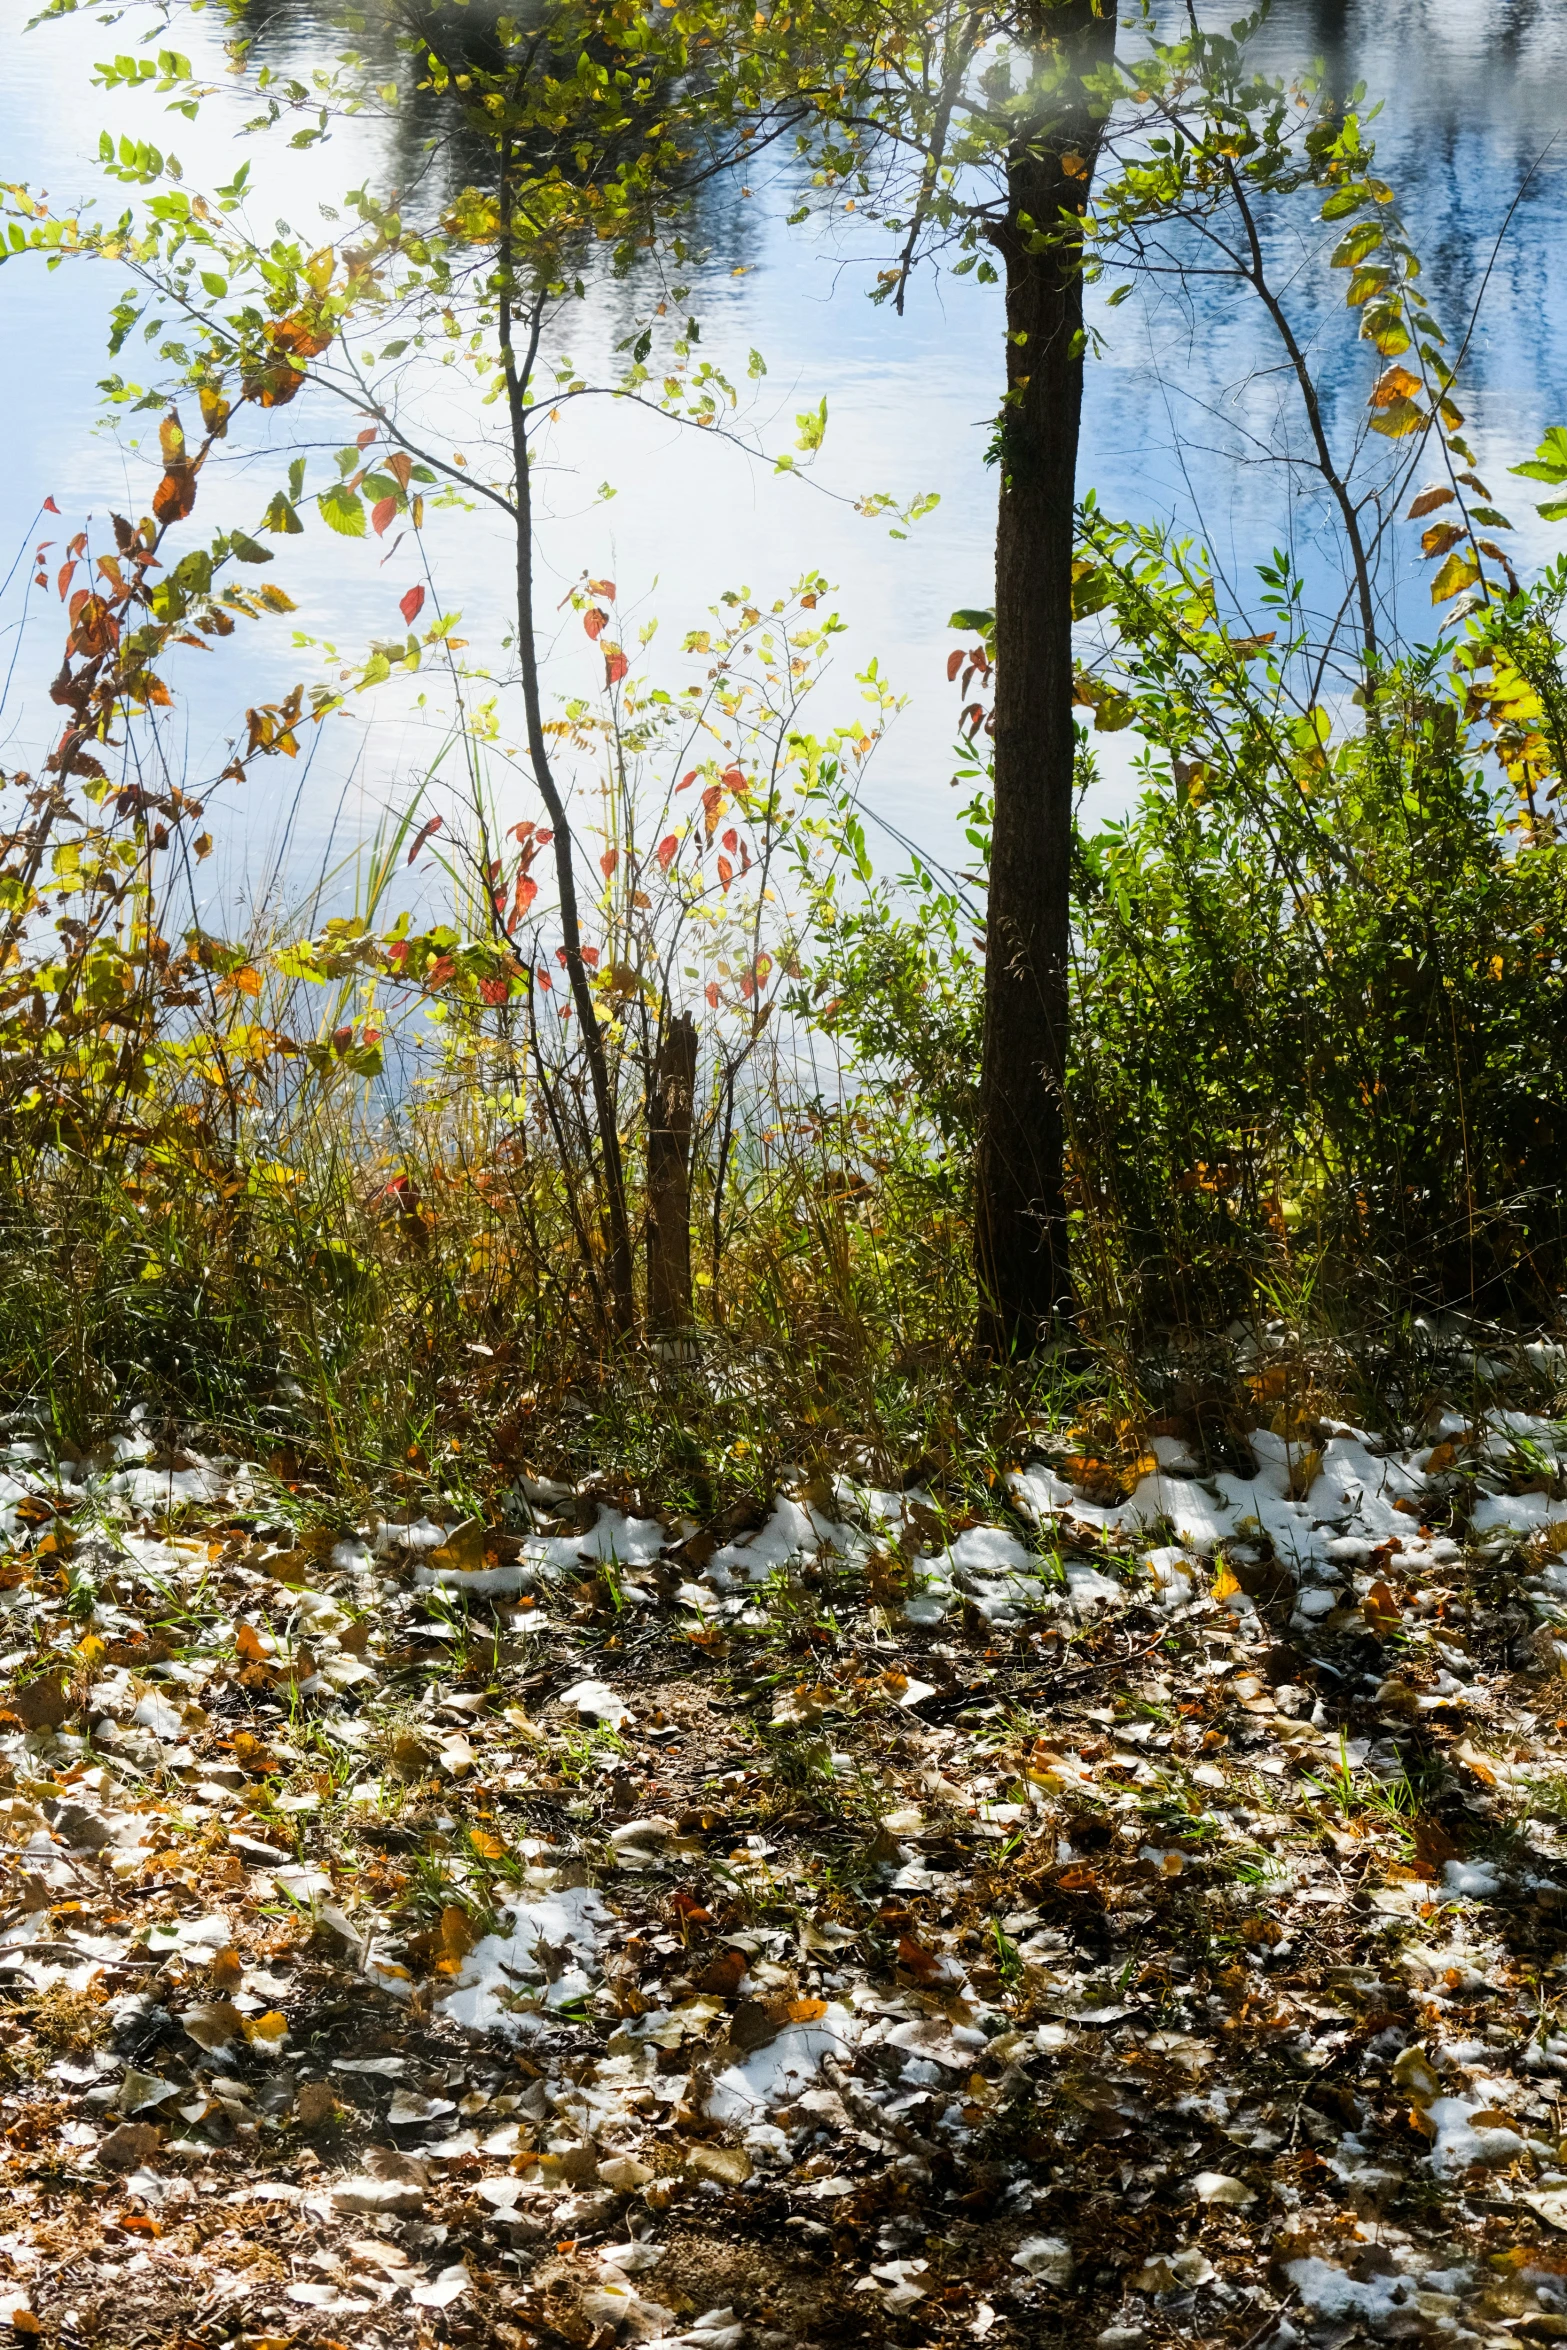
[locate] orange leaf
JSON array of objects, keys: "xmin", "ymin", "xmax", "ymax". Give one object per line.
[
  {"xmin": 1363, "ymin": 1580, "xmax": 1402, "ymax": 1635},
  {"xmin": 605, "ymin": 649, "xmax": 628, "ymax": 685},
  {"xmin": 268, "ymin": 313, "xmax": 333, "ymax": 360},
  {"xmin": 1055, "ymin": 1864, "xmax": 1101, "ymax": 1894},
  {"xmin": 896, "ymin": 1934, "xmax": 943, "ymax": 1982},
  {"xmin": 1370, "ymin": 364, "xmax": 1423, "ymax": 408},
  {"xmin": 583, "ymin": 606, "xmax": 608, "ymax": 641},
  {"xmin": 716, "ymin": 854, "xmax": 734, "ymax": 890},
  {"xmin": 439, "ymin": 1904, "xmax": 474, "ymax": 1963},
  {"xmin": 695, "ymin": 1947, "xmax": 748, "ymax": 1996},
  {"xmin": 371, "ymin": 496, "xmax": 397, "ymax": 537},
  {"xmin": 152, "ymin": 466, "xmax": 197, "ymax": 525},
  {"xmin": 388, "ymin": 452, "xmax": 412, "ymax": 491}
]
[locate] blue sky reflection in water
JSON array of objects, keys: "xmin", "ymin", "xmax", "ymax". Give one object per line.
[{"xmin": 2, "ymin": 0, "xmax": 1566, "ymax": 929}]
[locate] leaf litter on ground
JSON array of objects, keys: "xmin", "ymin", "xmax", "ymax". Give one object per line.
[{"xmin": 2, "ymin": 1399, "xmax": 1567, "ymax": 2346}]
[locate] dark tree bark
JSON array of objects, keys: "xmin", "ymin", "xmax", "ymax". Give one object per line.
[
  {"xmin": 973, "ymin": 1, "xmax": 1115, "ymax": 1359},
  {"xmin": 646, "ymin": 1011, "xmax": 698, "ymax": 1335}
]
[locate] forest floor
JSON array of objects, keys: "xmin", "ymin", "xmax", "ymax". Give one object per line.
[{"xmin": 3, "ymin": 1397, "xmax": 1567, "ymax": 2350}]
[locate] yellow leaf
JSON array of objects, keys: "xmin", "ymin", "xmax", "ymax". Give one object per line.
[
  {"xmin": 1408, "ymin": 486, "xmax": 1454, "ymax": 519},
  {"xmin": 1363, "ymin": 306, "xmax": 1412, "ymax": 356},
  {"xmin": 1211, "ymin": 1559, "xmax": 1241, "ymax": 1601},
  {"xmin": 242, "ymin": 2009, "xmax": 289, "ymax": 2047},
  {"xmin": 1345, "ymin": 267, "xmax": 1391, "ymax": 308},
  {"xmin": 1430, "ymin": 547, "xmax": 1481, "ymax": 604},
  {"xmin": 1420, "ymin": 522, "xmax": 1465, "ymax": 559},
  {"xmin": 1368, "ymin": 397, "xmax": 1425, "ymax": 439}
]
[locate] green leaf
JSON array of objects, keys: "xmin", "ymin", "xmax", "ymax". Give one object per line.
[
  {"xmin": 228, "ymin": 529, "xmax": 274, "ymax": 564},
  {"xmin": 1511, "ymin": 426, "xmax": 1567, "ymax": 485},
  {"xmin": 1331, "ymin": 221, "xmax": 1383, "ymax": 268},
  {"xmin": 263, "ymin": 492, "xmax": 303, "ymax": 535},
  {"xmin": 318, "ymin": 483, "xmax": 366, "ymax": 537}
]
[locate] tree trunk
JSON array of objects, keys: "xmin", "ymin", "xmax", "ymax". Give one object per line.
[
  {"xmin": 973, "ymin": 2, "xmax": 1114, "ymax": 1359},
  {"xmin": 647, "ymin": 1011, "xmax": 698, "ymax": 1336}
]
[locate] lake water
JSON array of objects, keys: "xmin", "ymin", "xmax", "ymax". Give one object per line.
[{"xmin": 3, "ymin": 0, "xmax": 1565, "ymax": 922}]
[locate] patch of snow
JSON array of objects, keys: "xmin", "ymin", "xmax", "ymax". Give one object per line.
[
  {"xmin": 442, "ymin": 1882, "xmax": 614, "ymax": 2035},
  {"xmin": 706, "ymin": 2005, "xmax": 859, "ymax": 2121}
]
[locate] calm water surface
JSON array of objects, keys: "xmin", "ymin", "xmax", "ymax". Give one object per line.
[{"xmin": 2, "ymin": 0, "xmax": 1565, "ymax": 912}]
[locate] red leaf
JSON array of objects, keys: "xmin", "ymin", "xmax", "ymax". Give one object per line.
[
  {"xmin": 406, "ymin": 812, "xmax": 444, "ymax": 865},
  {"xmin": 372, "ymin": 496, "xmax": 397, "ymax": 537},
  {"xmin": 536, "ymin": 828, "xmax": 553, "ymax": 848},
  {"xmin": 716, "ymin": 854, "xmax": 734, "ymax": 890},
  {"xmin": 656, "ymin": 833, "xmax": 678, "ymax": 873},
  {"xmin": 478, "ymin": 976, "xmax": 509, "ymax": 1005},
  {"xmin": 511, "ymin": 820, "xmax": 536, "ymax": 844},
  {"xmin": 676, "ymin": 769, "xmax": 698, "ymax": 792},
  {"xmin": 43, "ymin": 496, "xmax": 60, "ymax": 515},
  {"xmin": 599, "ymin": 847, "xmax": 618, "ymax": 877},
  {"xmin": 721, "ymin": 827, "xmax": 738, "ymax": 853},
  {"xmin": 583, "ymin": 606, "xmax": 608, "ymax": 641},
  {"xmin": 588, "ymin": 576, "xmax": 616, "ymax": 600},
  {"xmin": 427, "ymin": 955, "xmax": 455, "ymax": 988},
  {"xmin": 399, "ymin": 584, "xmax": 425, "ymax": 625},
  {"xmin": 580, "ymin": 945, "xmax": 600, "ymax": 967},
  {"xmin": 537, "ymin": 965, "xmax": 553, "ymax": 989},
  {"xmin": 555, "ymin": 947, "xmax": 569, "ymax": 966},
  {"xmin": 754, "ymin": 952, "xmax": 773, "ymax": 985},
  {"xmin": 512, "ymin": 872, "xmax": 538, "ymax": 919},
  {"xmin": 704, "ymin": 981, "xmax": 719, "ymax": 1008},
  {"xmin": 722, "ymin": 765, "xmax": 746, "ymax": 790},
  {"xmin": 947, "ymin": 647, "xmax": 964, "ymax": 682},
  {"xmin": 605, "ymin": 649, "xmax": 628, "ymax": 685},
  {"xmin": 56, "ymin": 562, "xmax": 76, "ymax": 601}
]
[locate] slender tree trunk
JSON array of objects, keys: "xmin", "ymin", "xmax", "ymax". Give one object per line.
[
  {"xmin": 496, "ymin": 146, "xmax": 636, "ymax": 1337},
  {"xmin": 973, "ymin": 2, "xmax": 1114, "ymax": 1359},
  {"xmin": 646, "ymin": 1011, "xmax": 697, "ymax": 1337}
]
